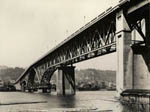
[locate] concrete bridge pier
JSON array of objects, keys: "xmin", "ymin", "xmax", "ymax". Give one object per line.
[
  {"xmin": 116, "ymin": 10, "xmax": 133, "ymax": 96},
  {"xmin": 116, "ymin": 9, "xmax": 150, "ymax": 97},
  {"xmin": 56, "ymin": 66, "xmax": 75, "ymax": 95},
  {"xmin": 27, "ymin": 69, "xmax": 36, "ymax": 92}
]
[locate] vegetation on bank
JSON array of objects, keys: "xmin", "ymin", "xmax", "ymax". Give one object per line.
[
  {"xmin": 0, "ymin": 66, "xmax": 24, "ymax": 91},
  {"xmin": 75, "ymin": 69, "xmax": 116, "ymax": 90},
  {"xmin": 0, "ymin": 66, "xmax": 25, "ymax": 82}
]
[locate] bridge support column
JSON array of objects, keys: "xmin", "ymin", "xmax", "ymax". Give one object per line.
[
  {"xmin": 116, "ymin": 10, "xmax": 150, "ymax": 97},
  {"xmin": 27, "ymin": 69, "xmax": 36, "ymax": 92},
  {"xmin": 116, "ymin": 10, "xmax": 133, "ymax": 95},
  {"xmin": 56, "ymin": 66, "xmax": 75, "ymax": 95}
]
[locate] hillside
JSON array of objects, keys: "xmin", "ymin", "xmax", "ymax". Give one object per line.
[
  {"xmin": 0, "ymin": 66, "xmax": 116, "ymax": 85},
  {"xmin": 0, "ymin": 65, "xmax": 9, "ymax": 70},
  {"xmin": 75, "ymin": 69, "xmax": 116, "ymax": 84},
  {"xmin": 0, "ymin": 66, "xmax": 25, "ymax": 81}
]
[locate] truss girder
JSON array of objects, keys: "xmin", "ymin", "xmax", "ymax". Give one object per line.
[
  {"xmin": 127, "ymin": 3, "xmax": 150, "ymax": 45},
  {"xmin": 36, "ymin": 17, "xmax": 116, "ymax": 71}
]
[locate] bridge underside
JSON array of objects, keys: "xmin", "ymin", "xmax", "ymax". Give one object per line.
[{"xmin": 15, "ymin": 0, "xmax": 150, "ymax": 96}]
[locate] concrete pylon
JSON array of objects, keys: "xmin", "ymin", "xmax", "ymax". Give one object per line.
[
  {"xmin": 56, "ymin": 66, "xmax": 75, "ymax": 95},
  {"xmin": 116, "ymin": 10, "xmax": 133, "ymax": 95},
  {"xmin": 116, "ymin": 10, "xmax": 150, "ymax": 96}
]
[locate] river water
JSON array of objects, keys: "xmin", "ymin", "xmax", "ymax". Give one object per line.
[{"xmin": 0, "ymin": 91, "xmax": 130, "ymax": 112}]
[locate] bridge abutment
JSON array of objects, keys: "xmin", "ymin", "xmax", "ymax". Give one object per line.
[{"xmin": 56, "ymin": 66, "xmax": 75, "ymax": 95}]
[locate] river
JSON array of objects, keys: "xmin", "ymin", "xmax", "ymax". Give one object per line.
[{"xmin": 0, "ymin": 91, "xmax": 132, "ymax": 112}]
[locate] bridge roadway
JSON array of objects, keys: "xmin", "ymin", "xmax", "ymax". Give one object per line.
[{"xmin": 15, "ymin": 0, "xmax": 150, "ymax": 97}]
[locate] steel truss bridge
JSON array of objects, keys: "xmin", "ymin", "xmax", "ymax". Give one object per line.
[{"xmin": 15, "ymin": 0, "xmax": 150, "ymax": 94}]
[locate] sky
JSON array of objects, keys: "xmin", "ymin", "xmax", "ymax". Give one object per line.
[{"xmin": 0, "ymin": 0, "xmax": 118, "ymax": 70}]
